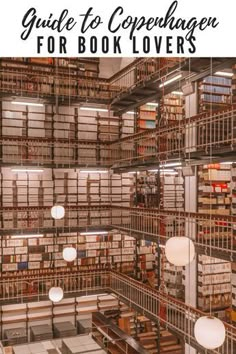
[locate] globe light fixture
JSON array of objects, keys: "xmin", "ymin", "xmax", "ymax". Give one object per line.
[
  {"xmin": 63, "ymin": 247, "xmax": 77, "ymax": 262},
  {"xmin": 48, "ymin": 287, "xmax": 64, "ymax": 303},
  {"xmin": 194, "ymin": 316, "xmax": 226, "ymax": 349},
  {"xmin": 51, "ymin": 205, "xmax": 65, "ymax": 220},
  {"xmin": 165, "ymin": 236, "xmax": 195, "ymax": 266}
]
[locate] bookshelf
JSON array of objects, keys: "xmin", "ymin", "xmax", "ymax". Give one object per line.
[
  {"xmin": 162, "ymin": 174, "xmax": 184, "ymax": 211},
  {"xmin": 160, "ymin": 93, "xmax": 185, "ymax": 126},
  {"xmin": 0, "ymin": 231, "xmax": 135, "ymax": 275},
  {"xmin": 197, "ymin": 164, "xmax": 233, "ymax": 316},
  {"xmin": 135, "ymin": 240, "xmax": 156, "ymax": 284},
  {"xmin": 198, "ymin": 75, "xmax": 232, "ymax": 113},
  {"xmin": 198, "ymin": 164, "xmax": 231, "ymax": 215},
  {"xmin": 137, "ymin": 103, "xmax": 157, "ymax": 131},
  {"xmin": 197, "ymin": 255, "xmax": 232, "ymax": 317},
  {"xmin": 135, "ymin": 172, "xmax": 159, "ymax": 208},
  {"xmin": 134, "ymin": 171, "xmax": 184, "ymax": 210},
  {"xmin": 0, "ymin": 59, "xmax": 115, "ymax": 103},
  {"xmin": 163, "ymin": 257, "xmax": 184, "ymax": 301}
]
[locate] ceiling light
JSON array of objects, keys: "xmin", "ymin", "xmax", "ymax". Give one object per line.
[
  {"xmin": 80, "ymin": 231, "xmax": 108, "ymax": 235},
  {"xmin": 80, "ymin": 170, "xmax": 108, "ymax": 174},
  {"xmin": 11, "ymin": 101, "xmax": 44, "ymax": 107},
  {"xmin": 80, "ymin": 107, "xmax": 108, "ymax": 113},
  {"xmin": 147, "ymin": 102, "xmax": 159, "ymax": 107},
  {"xmin": 220, "ymin": 161, "xmax": 233, "ymax": 165},
  {"xmin": 11, "ymin": 234, "xmax": 44, "ymax": 239},
  {"xmin": 126, "ymin": 111, "xmax": 135, "ymax": 114},
  {"xmin": 160, "ymin": 170, "xmax": 178, "ymax": 175},
  {"xmin": 11, "ymin": 168, "xmax": 44, "ymax": 173},
  {"xmin": 159, "ymin": 74, "xmax": 182, "ymax": 88},
  {"xmin": 171, "ymin": 91, "xmax": 184, "ymax": 95},
  {"xmin": 148, "ymin": 169, "xmax": 176, "ymax": 172},
  {"xmin": 214, "ymin": 71, "xmax": 233, "ymax": 77},
  {"xmin": 160, "ymin": 162, "xmax": 182, "ymax": 168}
]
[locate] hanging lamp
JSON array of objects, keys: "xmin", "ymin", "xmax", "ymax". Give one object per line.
[
  {"xmin": 48, "ymin": 287, "xmax": 64, "ymax": 303},
  {"xmin": 63, "ymin": 247, "xmax": 77, "ymax": 262},
  {"xmin": 165, "ymin": 236, "xmax": 195, "ymax": 266},
  {"xmin": 51, "ymin": 205, "xmax": 65, "ymax": 219},
  {"xmin": 194, "ymin": 316, "xmax": 226, "ymax": 349}
]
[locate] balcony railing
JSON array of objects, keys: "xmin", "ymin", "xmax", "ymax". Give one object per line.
[
  {"xmin": 0, "ymin": 205, "xmax": 111, "ymax": 234},
  {"xmin": 110, "ymin": 58, "xmax": 185, "ymax": 97},
  {"xmin": 0, "ymin": 107, "xmax": 236, "ymax": 168},
  {"xmin": 110, "ymin": 271, "xmax": 236, "ymax": 354},
  {"xmin": 0, "ymin": 270, "xmax": 235, "ymax": 354},
  {"xmin": 111, "ymin": 206, "xmax": 236, "ymax": 261},
  {"xmin": 0, "ymin": 58, "xmax": 183, "ymax": 104},
  {"xmin": 0, "ymin": 136, "xmax": 111, "ymax": 167},
  {"xmin": 0, "ymin": 205, "xmax": 235, "ymax": 260},
  {"xmin": 110, "ymin": 106, "xmax": 236, "ymax": 168}
]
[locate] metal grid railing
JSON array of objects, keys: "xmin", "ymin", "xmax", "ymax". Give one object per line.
[
  {"xmin": 0, "ymin": 205, "xmax": 235, "ymax": 258},
  {"xmin": 111, "ymin": 206, "xmax": 236, "ymax": 260},
  {"xmin": 0, "ymin": 137, "xmax": 111, "ymax": 167},
  {"xmin": 109, "ymin": 107, "xmax": 236, "ymax": 167},
  {"xmin": 110, "ymin": 58, "xmax": 185, "ymax": 96},
  {"xmin": 0, "ymin": 270, "xmax": 235, "ymax": 353},
  {"xmin": 0, "ymin": 205, "xmax": 111, "ymax": 233},
  {"xmin": 110, "ymin": 271, "xmax": 236, "ymax": 354},
  {"xmin": 0, "ymin": 66, "xmax": 116, "ymax": 102},
  {"xmin": 0, "ymin": 270, "xmax": 110, "ymax": 302}
]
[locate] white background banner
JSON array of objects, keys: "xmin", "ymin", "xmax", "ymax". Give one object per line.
[{"xmin": 0, "ymin": 0, "xmax": 235, "ymax": 57}]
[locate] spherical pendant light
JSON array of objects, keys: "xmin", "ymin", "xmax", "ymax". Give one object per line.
[
  {"xmin": 194, "ymin": 316, "xmax": 226, "ymax": 349},
  {"xmin": 51, "ymin": 205, "xmax": 65, "ymax": 220},
  {"xmin": 165, "ymin": 236, "xmax": 195, "ymax": 266},
  {"xmin": 48, "ymin": 287, "xmax": 64, "ymax": 302},
  {"xmin": 63, "ymin": 247, "xmax": 77, "ymax": 262}
]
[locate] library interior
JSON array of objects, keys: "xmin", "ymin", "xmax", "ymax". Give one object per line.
[{"xmin": 0, "ymin": 57, "xmax": 235, "ymax": 354}]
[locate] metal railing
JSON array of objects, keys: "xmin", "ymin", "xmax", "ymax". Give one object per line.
[
  {"xmin": 111, "ymin": 206, "xmax": 236, "ymax": 261},
  {"xmin": 0, "ymin": 136, "xmax": 111, "ymax": 167},
  {"xmin": 109, "ymin": 107, "xmax": 236, "ymax": 167},
  {"xmin": 110, "ymin": 58, "xmax": 184, "ymax": 96},
  {"xmin": 0, "ymin": 58, "xmax": 185, "ymax": 104},
  {"xmin": 0, "ymin": 66, "xmax": 117, "ymax": 102},
  {"xmin": 1, "ymin": 107, "xmax": 236, "ymax": 168},
  {"xmin": 110, "ymin": 271, "xmax": 236, "ymax": 354},
  {"xmin": 0, "ymin": 270, "xmax": 235, "ymax": 353},
  {"xmin": 0, "ymin": 269, "xmax": 110, "ymax": 302},
  {"xmin": 0, "ymin": 205, "xmax": 111, "ymax": 233},
  {"xmin": 0, "ymin": 205, "xmax": 235, "ymax": 259}
]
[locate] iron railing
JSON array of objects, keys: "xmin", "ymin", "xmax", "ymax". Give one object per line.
[
  {"xmin": 111, "ymin": 206, "xmax": 236, "ymax": 261},
  {"xmin": 110, "ymin": 58, "xmax": 185, "ymax": 96},
  {"xmin": 0, "ymin": 205, "xmax": 235, "ymax": 260},
  {"xmin": 110, "ymin": 107, "xmax": 236, "ymax": 168},
  {"xmin": 110, "ymin": 271, "xmax": 236, "ymax": 354},
  {"xmin": 0, "ymin": 136, "xmax": 111, "ymax": 167},
  {"xmin": 0, "ymin": 270, "xmax": 235, "ymax": 353},
  {"xmin": 0, "ymin": 205, "xmax": 112, "ymax": 233}
]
